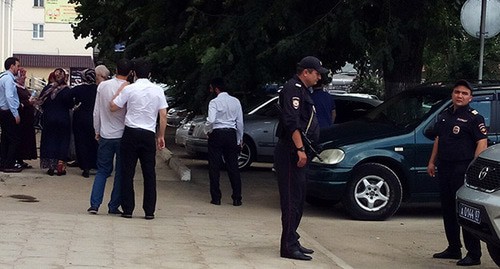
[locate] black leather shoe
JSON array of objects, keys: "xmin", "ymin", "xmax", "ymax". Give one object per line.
[
  {"xmin": 3, "ymin": 167, "xmax": 22, "ymax": 173},
  {"xmin": 281, "ymin": 250, "xmax": 312, "ymax": 261},
  {"xmin": 457, "ymin": 256, "xmax": 481, "ymax": 266},
  {"xmin": 210, "ymin": 200, "xmax": 221, "ymax": 205},
  {"xmin": 233, "ymin": 200, "xmax": 242, "ymax": 206},
  {"xmin": 82, "ymin": 170, "xmax": 90, "ymax": 178},
  {"xmin": 299, "ymin": 245, "xmax": 314, "ymax": 254},
  {"xmin": 433, "ymin": 248, "xmax": 462, "ymax": 259},
  {"xmin": 121, "ymin": 213, "xmax": 132, "ymax": 218}
]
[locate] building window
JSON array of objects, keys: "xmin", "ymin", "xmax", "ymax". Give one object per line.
[
  {"xmin": 33, "ymin": 24, "xmax": 44, "ymax": 39},
  {"xmin": 34, "ymin": 0, "xmax": 44, "ymax": 7}
]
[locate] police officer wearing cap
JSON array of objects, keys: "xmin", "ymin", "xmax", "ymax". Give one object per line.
[
  {"xmin": 274, "ymin": 56, "xmax": 327, "ymax": 261},
  {"xmin": 428, "ymin": 79, "xmax": 488, "ymax": 266}
]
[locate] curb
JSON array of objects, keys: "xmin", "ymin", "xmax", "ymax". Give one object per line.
[{"xmin": 159, "ymin": 148, "xmax": 191, "ymax": 181}]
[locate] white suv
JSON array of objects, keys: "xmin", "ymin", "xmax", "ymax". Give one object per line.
[{"xmin": 457, "ymin": 144, "xmax": 500, "ymax": 266}]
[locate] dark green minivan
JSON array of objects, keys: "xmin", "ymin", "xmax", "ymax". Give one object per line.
[{"xmin": 306, "ymin": 82, "xmax": 499, "ymax": 220}]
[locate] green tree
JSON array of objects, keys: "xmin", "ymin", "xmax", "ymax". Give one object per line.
[{"xmin": 70, "ymin": 0, "xmax": 495, "ymax": 108}]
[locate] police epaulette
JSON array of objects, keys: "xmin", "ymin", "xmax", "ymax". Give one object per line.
[{"xmin": 295, "ymin": 83, "xmax": 302, "ymax": 88}]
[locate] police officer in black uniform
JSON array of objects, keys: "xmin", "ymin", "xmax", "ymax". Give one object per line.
[
  {"xmin": 428, "ymin": 79, "xmax": 488, "ymax": 266},
  {"xmin": 274, "ymin": 56, "xmax": 327, "ymax": 261}
]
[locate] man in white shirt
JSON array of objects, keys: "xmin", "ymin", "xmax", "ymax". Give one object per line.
[
  {"xmin": 88, "ymin": 59, "xmax": 133, "ymax": 215},
  {"xmin": 110, "ymin": 58, "xmax": 168, "ymax": 220},
  {"xmin": 204, "ymin": 78, "xmax": 244, "ymax": 206}
]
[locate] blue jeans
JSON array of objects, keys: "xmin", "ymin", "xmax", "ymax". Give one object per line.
[{"xmin": 90, "ymin": 138, "xmax": 122, "ymax": 211}]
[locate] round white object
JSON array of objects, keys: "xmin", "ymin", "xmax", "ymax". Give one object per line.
[{"xmin": 461, "ymin": 0, "xmax": 500, "ymax": 38}]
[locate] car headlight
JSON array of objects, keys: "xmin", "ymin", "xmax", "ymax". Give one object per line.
[{"xmin": 312, "ymin": 149, "xmax": 345, "ymax": 164}]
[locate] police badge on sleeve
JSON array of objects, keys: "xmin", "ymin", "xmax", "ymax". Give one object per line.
[
  {"xmin": 478, "ymin": 123, "xmax": 488, "ymax": 135},
  {"xmin": 292, "ymin": 97, "xmax": 300, "ymax": 110}
]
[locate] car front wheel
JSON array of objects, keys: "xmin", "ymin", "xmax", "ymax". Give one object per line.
[
  {"xmin": 342, "ymin": 163, "xmax": 402, "ymax": 221},
  {"xmin": 238, "ymin": 138, "xmax": 254, "ymax": 170}
]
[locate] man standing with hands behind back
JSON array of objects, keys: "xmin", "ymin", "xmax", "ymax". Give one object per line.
[
  {"xmin": 428, "ymin": 79, "xmax": 488, "ymax": 266},
  {"xmin": 275, "ymin": 56, "xmax": 326, "ymax": 261},
  {"xmin": 204, "ymin": 78, "xmax": 244, "ymax": 206}
]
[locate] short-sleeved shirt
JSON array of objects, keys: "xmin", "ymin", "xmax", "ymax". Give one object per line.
[
  {"xmin": 310, "ymin": 87, "xmax": 335, "ymax": 129},
  {"xmin": 436, "ymin": 105, "xmax": 487, "ymax": 162},
  {"xmin": 276, "ymin": 75, "xmax": 319, "ymax": 143},
  {"xmin": 113, "ymin": 78, "xmax": 168, "ymax": 133}
]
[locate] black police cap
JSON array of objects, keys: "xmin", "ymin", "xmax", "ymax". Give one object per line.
[
  {"xmin": 453, "ymin": 79, "xmax": 474, "ymax": 93},
  {"xmin": 298, "ymin": 56, "xmax": 328, "ymax": 73}
]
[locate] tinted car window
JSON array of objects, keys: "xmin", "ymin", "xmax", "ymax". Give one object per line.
[
  {"xmin": 243, "ymin": 95, "xmax": 276, "ymax": 114},
  {"xmin": 253, "ymin": 98, "xmax": 280, "ymax": 117},
  {"xmin": 334, "ymin": 99, "xmax": 377, "ymax": 123},
  {"xmin": 470, "ymin": 95, "xmax": 494, "ymax": 128},
  {"xmin": 363, "ymin": 89, "xmax": 450, "ymax": 129}
]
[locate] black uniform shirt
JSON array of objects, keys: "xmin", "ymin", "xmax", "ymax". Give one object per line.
[
  {"xmin": 436, "ymin": 105, "xmax": 487, "ymax": 162},
  {"xmin": 276, "ymin": 75, "xmax": 319, "ymax": 143}
]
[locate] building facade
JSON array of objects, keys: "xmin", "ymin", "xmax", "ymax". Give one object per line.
[
  {"xmin": 4, "ymin": 0, "xmax": 94, "ymax": 88},
  {"xmin": 0, "ymin": 0, "xmax": 14, "ymax": 62}
]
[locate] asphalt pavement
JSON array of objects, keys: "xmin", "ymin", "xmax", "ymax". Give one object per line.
[{"xmin": 0, "ymin": 139, "xmax": 346, "ymax": 268}]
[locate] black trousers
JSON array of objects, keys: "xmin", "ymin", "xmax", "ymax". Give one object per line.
[
  {"xmin": 438, "ymin": 159, "xmax": 481, "ymax": 259},
  {"xmin": 120, "ymin": 127, "xmax": 157, "ymax": 216},
  {"xmin": 0, "ymin": 110, "xmax": 21, "ymax": 169},
  {"xmin": 207, "ymin": 128, "xmax": 241, "ymax": 202},
  {"xmin": 274, "ymin": 140, "xmax": 306, "ymax": 254}
]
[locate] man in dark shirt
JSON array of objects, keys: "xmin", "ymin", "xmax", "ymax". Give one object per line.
[
  {"xmin": 274, "ymin": 56, "xmax": 327, "ymax": 261},
  {"xmin": 309, "ymin": 76, "xmax": 335, "ymax": 129},
  {"xmin": 427, "ymin": 79, "xmax": 488, "ymax": 266}
]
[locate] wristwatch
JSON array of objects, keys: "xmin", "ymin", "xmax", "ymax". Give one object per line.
[{"xmin": 296, "ymin": 146, "xmax": 306, "ymax": 152}]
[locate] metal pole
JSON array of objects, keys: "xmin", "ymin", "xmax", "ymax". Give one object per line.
[{"xmin": 478, "ymin": 0, "xmax": 487, "ymax": 82}]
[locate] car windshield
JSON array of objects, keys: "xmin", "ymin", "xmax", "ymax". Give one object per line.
[{"xmin": 362, "ymin": 88, "xmax": 451, "ymax": 129}]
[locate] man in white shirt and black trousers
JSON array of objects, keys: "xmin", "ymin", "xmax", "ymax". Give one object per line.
[
  {"xmin": 204, "ymin": 78, "xmax": 244, "ymax": 206},
  {"xmin": 110, "ymin": 58, "xmax": 168, "ymax": 220}
]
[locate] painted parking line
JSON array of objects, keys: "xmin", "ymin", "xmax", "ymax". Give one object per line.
[{"xmin": 299, "ymin": 228, "xmax": 354, "ymax": 269}]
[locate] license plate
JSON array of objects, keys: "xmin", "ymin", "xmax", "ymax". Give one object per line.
[{"xmin": 458, "ymin": 202, "xmax": 481, "ymax": 224}]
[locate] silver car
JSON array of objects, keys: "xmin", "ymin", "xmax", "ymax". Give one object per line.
[
  {"xmin": 175, "ymin": 115, "xmax": 205, "ymax": 146},
  {"xmin": 183, "ymin": 93, "xmax": 382, "ymax": 169},
  {"xmin": 457, "ymin": 144, "xmax": 500, "ymax": 266},
  {"xmin": 167, "ymin": 107, "xmax": 192, "ymax": 127}
]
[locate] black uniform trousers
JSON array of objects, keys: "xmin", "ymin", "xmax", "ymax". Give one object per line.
[
  {"xmin": 274, "ymin": 140, "xmax": 306, "ymax": 255},
  {"xmin": 0, "ymin": 110, "xmax": 21, "ymax": 169},
  {"xmin": 120, "ymin": 126, "xmax": 157, "ymax": 216},
  {"xmin": 207, "ymin": 128, "xmax": 242, "ymax": 202},
  {"xmin": 438, "ymin": 159, "xmax": 481, "ymax": 259}
]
